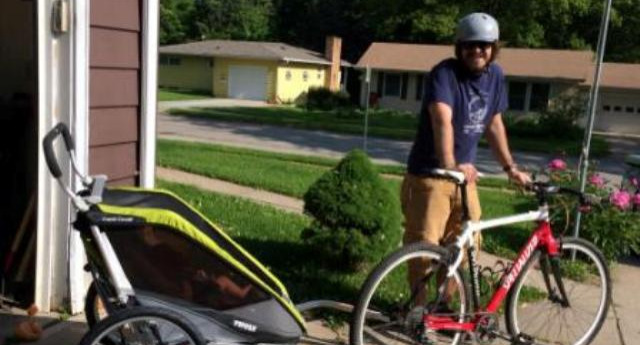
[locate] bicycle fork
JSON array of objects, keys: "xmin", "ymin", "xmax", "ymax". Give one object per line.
[{"xmin": 540, "ymin": 254, "xmax": 570, "ymax": 307}]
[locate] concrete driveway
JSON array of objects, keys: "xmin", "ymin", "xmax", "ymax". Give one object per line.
[{"xmin": 158, "ymin": 98, "xmax": 269, "ymax": 112}]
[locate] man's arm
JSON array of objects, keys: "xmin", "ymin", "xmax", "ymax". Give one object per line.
[
  {"xmin": 429, "ymin": 102, "xmax": 455, "ymax": 169},
  {"xmin": 429, "ymin": 102, "xmax": 478, "ymax": 182},
  {"xmin": 485, "ymin": 113, "xmax": 530, "ymax": 185}
]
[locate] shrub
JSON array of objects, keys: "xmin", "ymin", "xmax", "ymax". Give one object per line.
[
  {"xmin": 539, "ymin": 158, "xmax": 640, "ymax": 261},
  {"xmin": 301, "ymin": 150, "xmax": 402, "ymax": 270},
  {"xmin": 304, "ymin": 87, "xmax": 352, "ymax": 111},
  {"xmin": 538, "ymin": 91, "xmax": 587, "ymax": 139}
]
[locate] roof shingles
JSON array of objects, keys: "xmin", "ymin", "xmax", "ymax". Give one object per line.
[
  {"xmin": 357, "ymin": 43, "xmax": 594, "ymax": 81},
  {"xmin": 159, "ymin": 40, "xmax": 350, "ymax": 66}
]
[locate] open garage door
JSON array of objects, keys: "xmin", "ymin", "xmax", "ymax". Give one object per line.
[{"xmin": 228, "ymin": 65, "xmax": 267, "ymax": 101}]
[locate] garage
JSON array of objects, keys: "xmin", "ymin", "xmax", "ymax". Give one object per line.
[
  {"xmin": 596, "ymin": 90, "xmax": 640, "ymax": 134},
  {"xmin": 228, "ymin": 65, "xmax": 268, "ymax": 101}
]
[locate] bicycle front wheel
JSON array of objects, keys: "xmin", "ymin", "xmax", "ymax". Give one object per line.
[
  {"xmin": 505, "ymin": 237, "xmax": 611, "ymax": 345},
  {"xmin": 350, "ymin": 243, "xmax": 469, "ymax": 345}
]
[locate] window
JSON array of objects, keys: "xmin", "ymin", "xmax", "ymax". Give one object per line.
[
  {"xmin": 614, "ymin": 106, "xmax": 622, "ymax": 112},
  {"xmin": 529, "ymin": 83, "xmax": 550, "ymax": 111},
  {"xmin": 603, "ymin": 105, "xmax": 611, "ymax": 111},
  {"xmin": 285, "ymin": 70, "xmax": 292, "ymax": 81},
  {"xmin": 302, "ymin": 71, "xmax": 309, "ymax": 82},
  {"xmin": 626, "ymin": 106, "xmax": 634, "ymax": 113},
  {"xmin": 384, "ymin": 73, "xmax": 402, "ymax": 97},
  {"xmin": 508, "ymin": 81, "xmax": 527, "ymax": 111},
  {"xmin": 159, "ymin": 56, "xmax": 169, "ymax": 65}
]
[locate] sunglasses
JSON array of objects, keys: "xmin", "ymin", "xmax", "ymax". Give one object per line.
[{"xmin": 461, "ymin": 41, "xmax": 493, "ymax": 51}]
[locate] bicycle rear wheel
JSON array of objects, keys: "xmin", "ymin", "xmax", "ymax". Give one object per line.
[
  {"xmin": 350, "ymin": 243, "xmax": 470, "ymax": 345},
  {"xmin": 79, "ymin": 306, "xmax": 206, "ymax": 345},
  {"xmin": 505, "ymin": 237, "xmax": 610, "ymax": 345}
]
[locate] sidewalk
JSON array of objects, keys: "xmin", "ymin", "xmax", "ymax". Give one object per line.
[{"xmin": 158, "ymin": 167, "xmax": 636, "ymax": 345}]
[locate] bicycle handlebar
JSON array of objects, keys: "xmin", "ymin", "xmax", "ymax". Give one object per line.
[
  {"xmin": 43, "ymin": 123, "xmax": 75, "ymax": 178},
  {"xmin": 527, "ymin": 182, "xmax": 600, "ymax": 207}
]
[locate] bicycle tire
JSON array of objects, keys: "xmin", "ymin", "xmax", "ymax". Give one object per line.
[
  {"xmin": 350, "ymin": 242, "xmax": 470, "ymax": 345},
  {"xmin": 505, "ymin": 237, "xmax": 611, "ymax": 345},
  {"xmin": 78, "ymin": 306, "xmax": 206, "ymax": 345},
  {"xmin": 85, "ymin": 282, "xmax": 104, "ymax": 328}
]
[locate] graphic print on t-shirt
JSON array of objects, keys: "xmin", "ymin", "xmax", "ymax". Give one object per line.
[{"xmin": 464, "ymin": 90, "xmax": 488, "ymax": 135}]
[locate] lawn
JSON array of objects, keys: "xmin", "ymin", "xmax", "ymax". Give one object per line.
[
  {"xmin": 157, "ymin": 180, "xmax": 537, "ymax": 310},
  {"xmin": 167, "ymin": 106, "xmax": 610, "ymax": 157},
  {"xmin": 157, "ymin": 180, "xmax": 365, "ymax": 303},
  {"xmin": 157, "ymin": 139, "xmax": 514, "ymax": 198},
  {"xmin": 158, "ymin": 88, "xmax": 213, "ymax": 101},
  {"xmin": 157, "ymin": 139, "xmax": 534, "ymax": 259}
]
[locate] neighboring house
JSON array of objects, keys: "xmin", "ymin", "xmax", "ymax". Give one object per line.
[
  {"xmin": 356, "ymin": 43, "xmax": 640, "ymax": 134},
  {"xmin": 0, "ymin": 0, "xmax": 158, "ymax": 313},
  {"xmin": 158, "ymin": 37, "xmax": 351, "ymax": 103}
]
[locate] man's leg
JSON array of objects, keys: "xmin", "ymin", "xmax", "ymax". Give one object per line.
[{"xmin": 402, "ymin": 175, "xmax": 455, "ymax": 306}]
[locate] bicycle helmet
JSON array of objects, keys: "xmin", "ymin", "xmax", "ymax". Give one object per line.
[{"xmin": 455, "ymin": 13, "xmax": 499, "ymax": 43}]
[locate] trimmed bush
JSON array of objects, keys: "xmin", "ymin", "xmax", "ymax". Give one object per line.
[
  {"xmin": 304, "ymin": 87, "xmax": 352, "ymax": 111},
  {"xmin": 301, "ymin": 150, "xmax": 402, "ymax": 270}
]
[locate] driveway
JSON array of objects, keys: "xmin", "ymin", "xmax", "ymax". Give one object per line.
[{"xmin": 158, "ymin": 98, "xmax": 269, "ymax": 112}]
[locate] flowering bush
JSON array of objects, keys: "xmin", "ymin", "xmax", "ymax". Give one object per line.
[{"xmin": 539, "ymin": 158, "xmax": 640, "ymax": 261}]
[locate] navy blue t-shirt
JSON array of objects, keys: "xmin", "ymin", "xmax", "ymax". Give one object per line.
[{"xmin": 407, "ymin": 58, "xmax": 508, "ymax": 175}]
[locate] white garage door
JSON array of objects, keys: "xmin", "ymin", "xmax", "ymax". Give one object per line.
[
  {"xmin": 596, "ymin": 92, "xmax": 640, "ymax": 134},
  {"xmin": 228, "ymin": 65, "xmax": 268, "ymax": 101}
]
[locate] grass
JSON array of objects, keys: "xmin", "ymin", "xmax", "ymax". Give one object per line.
[
  {"xmin": 157, "ymin": 180, "xmax": 542, "ymax": 313},
  {"xmin": 157, "ymin": 139, "xmax": 513, "ymax": 198},
  {"xmin": 158, "ymin": 88, "xmax": 213, "ymax": 101},
  {"xmin": 157, "ymin": 139, "xmax": 535, "ymax": 259},
  {"xmin": 157, "ymin": 180, "xmax": 365, "ymax": 303},
  {"xmin": 167, "ymin": 106, "xmax": 610, "ymax": 157}
]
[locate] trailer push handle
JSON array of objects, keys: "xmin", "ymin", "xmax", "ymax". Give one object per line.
[{"xmin": 42, "ymin": 123, "xmax": 75, "ymax": 179}]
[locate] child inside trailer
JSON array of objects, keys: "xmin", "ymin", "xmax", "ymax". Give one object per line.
[{"xmin": 112, "ymin": 225, "xmax": 263, "ymax": 310}]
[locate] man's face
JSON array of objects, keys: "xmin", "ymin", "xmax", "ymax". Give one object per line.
[{"xmin": 460, "ymin": 41, "xmax": 493, "ymax": 72}]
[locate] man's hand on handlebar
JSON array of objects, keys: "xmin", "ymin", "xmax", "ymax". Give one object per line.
[
  {"xmin": 507, "ymin": 167, "xmax": 531, "ymax": 186},
  {"xmin": 456, "ymin": 163, "xmax": 479, "ymax": 184}
]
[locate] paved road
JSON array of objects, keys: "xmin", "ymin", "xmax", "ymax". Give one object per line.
[{"xmin": 158, "ymin": 111, "xmax": 637, "ymax": 182}]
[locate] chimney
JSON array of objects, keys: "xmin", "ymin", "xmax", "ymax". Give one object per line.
[{"xmin": 324, "ymin": 36, "xmax": 342, "ymax": 91}]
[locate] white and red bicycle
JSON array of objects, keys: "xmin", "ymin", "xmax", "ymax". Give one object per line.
[{"xmin": 350, "ymin": 169, "xmax": 610, "ymax": 345}]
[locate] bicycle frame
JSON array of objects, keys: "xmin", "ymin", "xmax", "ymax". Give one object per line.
[{"xmin": 425, "ymin": 205, "xmax": 561, "ymax": 332}]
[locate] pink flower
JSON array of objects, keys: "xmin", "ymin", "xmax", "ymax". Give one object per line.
[
  {"xmin": 548, "ymin": 159, "xmax": 567, "ymax": 171},
  {"xmin": 633, "ymin": 193, "xmax": 640, "ymax": 207},
  {"xmin": 610, "ymin": 190, "xmax": 632, "ymax": 210},
  {"xmin": 630, "ymin": 176, "xmax": 639, "ymax": 188},
  {"xmin": 588, "ymin": 174, "xmax": 605, "ymax": 188}
]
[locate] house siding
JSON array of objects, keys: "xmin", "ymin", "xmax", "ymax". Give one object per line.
[
  {"xmin": 276, "ymin": 64, "xmax": 326, "ymax": 103},
  {"xmin": 90, "ymin": 0, "xmax": 141, "ymax": 186},
  {"xmin": 158, "ymin": 55, "xmax": 212, "ymax": 92},
  {"xmin": 213, "ymin": 58, "xmax": 278, "ymax": 101}
]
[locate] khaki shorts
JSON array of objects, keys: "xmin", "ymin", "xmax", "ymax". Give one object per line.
[{"xmin": 401, "ymin": 173, "xmax": 482, "ymax": 247}]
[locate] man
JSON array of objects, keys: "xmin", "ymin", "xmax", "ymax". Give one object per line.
[{"xmin": 401, "ymin": 13, "xmax": 530, "ymax": 307}]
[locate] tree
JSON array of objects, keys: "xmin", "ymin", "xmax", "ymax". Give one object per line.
[{"xmin": 187, "ymin": 0, "xmax": 274, "ymax": 41}]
